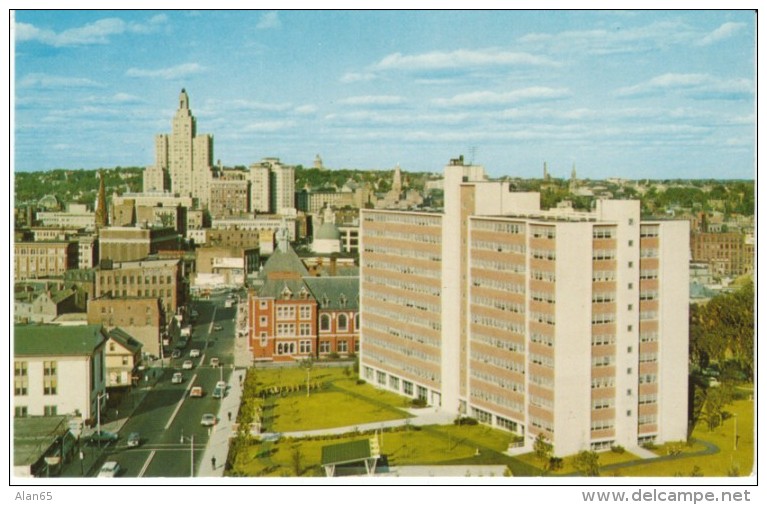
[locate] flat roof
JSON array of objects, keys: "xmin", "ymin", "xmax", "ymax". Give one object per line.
[{"xmin": 321, "ymin": 439, "xmax": 373, "ymax": 466}]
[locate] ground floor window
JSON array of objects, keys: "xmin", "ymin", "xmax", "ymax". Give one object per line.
[
  {"xmin": 471, "ymin": 407, "xmax": 492, "ymax": 424},
  {"xmin": 376, "ymin": 371, "xmax": 386, "ymax": 385},
  {"xmin": 338, "ymin": 340, "xmax": 348, "ymax": 353},
  {"xmin": 403, "ymin": 380, "xmax": 413, "ymax": 396},
  {"xmin": 299, "ymin": 340, "xmax": 312, "ymax": 354},
  {"xmin": 496, "ymin": 416, "xmax": 518, "ymax": 433},
  {"xmin": 277, "ymin": 342, "xmax": 296, "ymax": 355},
  {"xmin": 417, "ymin": 385, "xmax": 428, "ymax": 402},
  {"xmin": 389, "ymin": 376, "xmax": 399, "ymax": 390},
  {"xmin": 15, "ymin": 406, "xmax": 27, "ymax": 417},
  {"xmin": 319, "ymin": 341, "xmax": 330, "ymax": 353},
  {"xmin": 44, "ymin": 405, "xmax": 57, "ymax": 416},
  {"xmin": 590, "ymin": 440, "xmax": 614, "ymax": 452},
  {"xmin": 364, "ymin": 366, "xmax": 374, "ymax": 380}
]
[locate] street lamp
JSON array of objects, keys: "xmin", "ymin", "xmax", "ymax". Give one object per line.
[{"xmin": 180, "ymin": 430, "xmax": 195, "ymax": 477}]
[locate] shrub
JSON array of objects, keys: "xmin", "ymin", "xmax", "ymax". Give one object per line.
[
  {"xmin": 610, "ymin": 445, "xmax": 626, "ymax": 454},
  {"xmin": 356, "ymin": 379, "xmax": 366, "ymax": 385},
  {"xmin": 454, "ymin": 416, "xmax": 478, "ymax": 426},
  {"xmin": 548, "ymin": 457, "xmax": 564, "ymax": 471},
  {"xmin": 410, "ymin": 398, "xmax": 427, "ymax": 408}
]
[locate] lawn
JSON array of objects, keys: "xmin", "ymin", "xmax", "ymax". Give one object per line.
[
  {"xmin": 247, "ymin": 366, "xmax": 413, "ymax": 433},
  {"xmin": 616, "ymin": 394, "xmax": 754, "ymax": 477},
  {"xmin": 228, "ymin": 423, "xmax": 536, "ymax": 477}
]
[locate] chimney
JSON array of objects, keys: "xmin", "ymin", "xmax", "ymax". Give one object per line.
[{"xmin": 330, "ymin": 256, "xmax": 337, "ymax": 276}]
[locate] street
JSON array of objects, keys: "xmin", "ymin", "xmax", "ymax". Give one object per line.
[{"xmin": 64, "ymin": 293, "xmax": 241, "ymax": 478}]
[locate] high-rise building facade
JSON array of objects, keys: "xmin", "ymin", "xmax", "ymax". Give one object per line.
[
  {"xmin": 360, "ymin": 158, "xmax": 689, "ymax": 456},
  {"xmin": 145, "ymin": 89, "xmax": 214, "ymax": 206}
]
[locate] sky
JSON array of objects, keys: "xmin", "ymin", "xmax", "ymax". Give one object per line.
[{"xmin": 11, "ymin": 9, "xmax": 756, "ymax": 179}]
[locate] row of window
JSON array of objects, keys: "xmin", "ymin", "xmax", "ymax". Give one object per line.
[
  {"xmin": 364, "ymin": 273, "xmax": 441, "ymax": 298},
  {"xmin": 592, "ymin": 292, "xmax": 616, "ymax": 303},
  {"xmin": 531, "ymin": 249, "xmax": 556, "ymax": 260},
  {"xmin": 593, "ymin": 228, "xmax": 615, "ymax": 239},
  {"xmin": 471, "ymin": 314, "xmax": 525, "ymax": 334},
  {"xmin": 363, "ymin": 351, "xmax": 439, "ymax": 383},
  {"xmin": 363, "ymin": 259, "xmax": 441, "ymax": 279},
  {"xmin": 470, "ymin": 388, "xmax": 524, "ymax": 414},
  {"xmin": 365, "ymin": 335, "xmax": 439, "ymax": 364},
  {"xmin": 363, "ymin": 213, "xmax": 441, "ymax": 227},
  {"xmin": 363, "ymin": 245, "xmax": 441, "ymax": 262},
  {"xmin": 365, "ymin": 228, "xmax": 441, "ymax": 244},
  {"xmin": 530, "ymin": 331, "xmax": 554, "ymax": 347},
  {"xmin": 101, "ymin": 275, "xmax": 174, "ymax": 285},
  {"xmin": 530, "ymin": 415, "xmax": 554, "ymax": 434},
  {"xmin": 530, "ymin": 393, "xmax": 554, "ymax": 410},
  {"xmin": 591, "ymin": 419, "xmax": 615, "ymax": 431},
  {"xmin": 531, "ymin": 226, "xmax": 556, "ymax": 239},
  {"xmin": 592, "ymin": 334, "xmax": 616, "ymax": 346},
  {"xmin": 471, "ymin": 239, "xmax": 526, "ymax": 255},
  {"xmin": 531, "ymin": 269, "xmax": 556, "ymax": 282},
  {"xmin": 472, "ymin": 220, "xmax": 523, "ymax": 234},
  {"xmin": 472, "ymin": 277, "xmax": 526, "ymax": 295},
  {"xmin": 470, "ymin": 348, "xmax": 526, "ymax": 374},
  {"xmin": 364, "ymin": 303, "xmax": 441, "ymax": 332},
  {"xmin": 471, "ymin": 258, "xmax": 526, "ymax": 274},
  {"xmin": 365, "ymin": 285, "xmax": 440, "ymax": 313},
  {"xmin": 471, "ymin": 295, "xmax": 524, "ymax": 314},
  {"xmin": 593, "ymin": 270, "xmax": 617, "ymax": 282},
  {"xmin": 470, "ymin": 368, "xmax": 525, "ymax": 393},
  {"xmin": 365, "ymin": 319, "xmax": 440, "ymax": 348}
]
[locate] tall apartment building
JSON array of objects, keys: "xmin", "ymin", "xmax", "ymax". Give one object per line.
[{"xmin": 359, "ymin": 158, "xmax": 689, "ymax": 456}]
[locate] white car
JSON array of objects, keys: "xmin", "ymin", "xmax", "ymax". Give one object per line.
[
  {"xmin": 210, "ymin": 357, "xmax": 220, "ymax": 368},
  {"xmin": 98, "ymin": 461, "xmax": 121, "ymax": 478},
  {"xmin": 201, "ymin": 413, "xmax": 217, "ymax": 426},
  {"xmin": 182, "ymin": 360, "xmax": 194, "ymax": 370},
  {"xmin": 189, "ymin": 349, "xmax": 200, "ymax": 358},
  {"xmin": 171, "ymin": 372, "xmax": 184, "ymax": 384}
]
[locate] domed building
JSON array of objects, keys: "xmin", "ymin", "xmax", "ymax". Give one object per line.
[{"xmin": 311, "ymin": 206, "xmax": 342, "ymax": 254}]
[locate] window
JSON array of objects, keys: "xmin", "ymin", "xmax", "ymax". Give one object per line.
[
  {"xmin": 377, "ymin": 371, "xmax": 386, "ymax": 385},
  {"xmin": 259, "ymin": 316, "xmax": 267, "ymax": 327},
  {"xmin": 299, "ymin": 340, "xmax": 312, "ymax": 354},
  {"xmin": 320, "ymin": 314, "xmax": 331, "ymax": 332},
  {"xmin": 14, "ymin": 362, "xmax": 28, "ymax": 396},
  {"xmin": 44, "ymin": 405, "xmax": 58, "ymax": 416},
  {"xmin": 319, "ymin": 341, "xmax": 330, "ymax": 353},
  {"xmin": 299, "ymin": 305, "xmax": 312, "ymax": 320},
  {"xmin": 259, "ymin": 300, "xmax": 268, "ymax": 309},
  {"xmin": 338, "ymin": 314, "xmax": 348, "ymax": 331},
  {"xmin": 15, "ymin": 406, "xmax": 27, "ymax": 418},
  {"xmin": 403, "ymin": 381, "xmax": 413, "ymax": 395},
  {"xmin": 355, "ymin": 313, "xmax": 360, "ymax": 330},
  {"xmin": 299, "ymin": 323, "xmax": 312, "ymax": 336},
  {"xmin": 338, "ymin": 340, "xmax": 348, "ymax": 353},
  {"xmin": 389, "ymin": 376, "xmax": 400, "ymax": 390},
  {"xmin": 417, "ymin": 385, "xmax": 428, "ymax": 401}
]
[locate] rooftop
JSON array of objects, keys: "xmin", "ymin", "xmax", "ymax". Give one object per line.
[{"xmin": 14, "ymin": 324, "xmax": 106, "ymax": 357}]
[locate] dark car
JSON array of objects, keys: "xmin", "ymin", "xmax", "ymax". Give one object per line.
[{"xmin": 85, "ymin": 430, "xmax": 119, "ymax": 446}]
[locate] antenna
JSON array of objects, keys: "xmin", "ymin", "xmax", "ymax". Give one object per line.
[{"xmin": 468, "ymin": 146, "xmax": 477, "ymax": 165}]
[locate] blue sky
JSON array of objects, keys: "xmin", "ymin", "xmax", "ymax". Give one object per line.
[{"xmin": 12, "ymin": 10, "xmax": 756, "ymax": 179}]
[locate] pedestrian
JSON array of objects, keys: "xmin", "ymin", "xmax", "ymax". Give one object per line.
[
  {"xmin": 228, "ymin": 412, "xmax": 232, "ymax": 422},
  {"xmin": 211, "ymin": 456, "xmax": 216, "ymax": 469}
]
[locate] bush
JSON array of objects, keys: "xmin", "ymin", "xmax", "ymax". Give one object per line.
[
  {"xmin": 356, "ymin": 379, "xmax": 366, "ymax": 385},
  {"xmin": 548, "ymin": 457, "xmax": 563, "ymax": 471},
  {"xmin": 410, "ymin": 398, "xmax": 427, "ymax": 408},
  {"xmin": 610, "ymin": 445, "xmax": 626, "ymax": 454},
  {"xmin": 454, "ymin": 416, "xmax": 478, "ymax": 426}
]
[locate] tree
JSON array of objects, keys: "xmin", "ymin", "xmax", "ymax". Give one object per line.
[
  {"xmin": 573, "ymin": 450, "xmax": 600, "ymax": 476},
  {"xmin": 533, "ymin": 433, "xmax": 553, "ymax": 463},
  {"xmin": 291, "ymin": 446, "xmax": 304, "ymax": 476}
]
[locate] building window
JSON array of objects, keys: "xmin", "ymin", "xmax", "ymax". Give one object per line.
[
  {"xmin": 14, "ymin": 361, "xmax": 28, "ymax": 396},
  {"xmin": 338, "ymin": 314, "xmax": 348, "ymax": 332},
  {"xmin": 299, "ymin": 323, "xmax": 312, "ymax": 336},
  {"xmin": 338, "ymin": 340, "xmax": 348, "ymax": 353},
  {"xmin": 320, "ymin": 314, "xmax": 331, "ymax": 332},
  {"xmin": 403, "ymin": 381, "xmax": 414, "ymax": 396},
  {"xmin": 319, "ymin": 341, "xmax": 330, "ymax": 353},
  {"xmin": 299, "ymin": 305, "xmax": 312, "ymax": 320},
  {"xmin": 259, "ymin": 316, "xmax": 267, "ymax": 327},
  {"xmin": 376, "ymin": 371, "xmax": 386, "ymax": 385},
  {"xmin": 417, "ymin": 386, "xmax": 428, "ymax": 402},
  {"xmin": 355, "ymin": 313, "xmax": 360, "ymax": 330},
  {"xmin": 299, "ymin": 340, "xmax": 312, "ymax": 354},
  {"xmin": 389, "ymin": 376, "xmax": 400, "ymax": 390},
  {"xmin": 44, "ymin": 405, "xmax": 58, "ymax": 416},
  {"xmin": 260, "ymin": 332, "xmax": 267, "ymax": 347},
  {"xmin": 15, "ymin": 406, "xmax": 28, "ymax": 418}
]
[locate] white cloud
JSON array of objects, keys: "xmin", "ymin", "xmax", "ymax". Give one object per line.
[
  {"xmin": 699, "ymin": 22, "xmax": 746, "ymax": 46},
  {"xmin": 338, "ymin": 95, "xmax": 405, "ymax": 106},
  {"xmin": 293, "ymin": 105, "xmax": 318, "ymax": 115},
  {"xmin": 374, "ymin": 49, "xmax": 557, "ymax": 71},
  {"xmin": 257, "ymin": 11, "xmax": 281, "ymax": 30},
  {"xmin": 15, "ymin": 15, "xmax": 168, "ymax": 47},
  {"xmin": 434, "ymin": 87, "xmax": 571, "ymax": 107},
  {"xmin": 340, "ymin": 72, "xmax": 376, "ymax": 83},
  {"xmin": 616, "ymin": 73, "xmax": 753, "ymax": 98},
  {"xmin": 126, "ymin": 63, "xmax": 205, "ymax": 80},
  {"xmin": 243, "ymin": 119, "xmax": 295, "ymax": 132},
  {"xmin": 18, "ymin": 73, "xmax": 101, "ymax": 89}
]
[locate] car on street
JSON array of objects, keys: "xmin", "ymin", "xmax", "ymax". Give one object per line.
[
  {"xmin": 189, "ymin": 349, "xmax": 200, "ymax": 358},
  {"xmin": 210, "ymin": 357, "xmax": 220, "ymax": 368},
  {"xmin": 86, "ymin": 430, "xmax": 118, "ymax": 446},
  {"xmin": 213, "ymin": 324, "xmax": 223, "ymax": 331},
  {"xmin": 190, "ymin": 386, "xmax": 204, "ymax": 398},
  {"xmin": 97, "ymin": 461, "xmax": 121, "ymax": 478},
  {"xmin": 212, "ymin": 381, "xmax": 227, "ymax": 399},
  {"xmin": 127, "ymin": 432, "xmax": 141, "ymax": 447},
  {"xmin": 172, "ymin": 372, "xmax": 184, "ymax": 384},
  {"xmin": 201, "ymin": 414, "xmax": 217, "ymax": 426},
  {"xmin": 171, "ymin": 349, "xmax": 182, "ymax": 359},
  {"xmin": 182, "ymin": 360, "xmax": 194, "ymax": 370}
]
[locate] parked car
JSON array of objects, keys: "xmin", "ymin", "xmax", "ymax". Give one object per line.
[
  {"xmin": 190, "ymin": 386, "xmax": 204, "ymax": 398},
  {"xmin": 171, "ymin": 372, "xmax": 184, "ymax": 384},
  {"xmin": 86, "ymin": 431, "xmax": 118, "ymax": 446},
  {"xmin": 209, "ymin": 357, "xmax": 220, "ymax": 368},
  {"xmin": 200, "ymin": 414, "xmax": 217, "ymax": 427},
  {"xmin": 127, "ymin": 432, "xmax": 141, "ymax": 447},
  {"xmin": 98, "ymin": 461, "xmax": 121, "ymax": 478},
  {"xmin": 189, "ymin": 349, "xmax": 200, "ymax": 358},
  {"xmin": 182, "ymin": 360, "xmax": 194, "ymax": 370}
]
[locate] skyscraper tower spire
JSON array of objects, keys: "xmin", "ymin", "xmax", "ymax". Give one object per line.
[{"xmin": 95, "ymin": 170, "xmax": 108, "ymax": 229}]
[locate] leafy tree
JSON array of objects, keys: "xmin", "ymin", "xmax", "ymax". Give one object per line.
[
  {"xmin": 573, "ymin": 450, "xmax": 600, "ymax": 476},
  {"xmin": 533, "ymin": 433, "xmax": 553, "ymax": 463}
]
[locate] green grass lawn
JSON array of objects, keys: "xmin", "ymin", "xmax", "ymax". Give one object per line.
[
  {"xmin": 617, "ymin": 395, "xmax": 754, "ymax": 477},
  {"xmin": 248, "ymin": 366, "xmax": 412, "ymax": 433}
]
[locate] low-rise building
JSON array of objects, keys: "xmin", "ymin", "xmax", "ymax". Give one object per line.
[
  {"xmin": 14, "ymin": 324, "xmax": 108, "ymax": 422},
  {"xmin": 94, "ymin": 258, "xmax": 184, "ymax": 318},
  {"xmin": 14, "ymin": 282, "xmax": 79, "ymax": 324},
  {"xmin": 14, "ymin": 241, "xmax": 79, "ymax": 281},
  {"xmin": 87, "ymin": 296, "xmax": 164, "ymax": 357},
  {"xmin": 98, "ymin": 226, "xmax": 181, "ymax": 263},
  {"xmin": 104, "ymin": 328, "xmax": 143, "ymax": 389}
]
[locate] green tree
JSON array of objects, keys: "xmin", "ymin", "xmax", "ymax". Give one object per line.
[
  {"xmin": 533, "ymin": 433, "xmax": 553, "ymax": 463},
  {"xmin": 573, "ymin": 450, "xmax": 600, "ymax": 476}
]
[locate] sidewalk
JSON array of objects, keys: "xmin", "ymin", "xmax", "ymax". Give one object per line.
[{"xmin": 197, "ymin": 368, "xmax": 246, "ymax": 476}]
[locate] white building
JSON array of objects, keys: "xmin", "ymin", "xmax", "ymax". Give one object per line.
[
  {"xmin": 14, "ymin": 324, "xmax": 108, "ymax": 422},
  {"xmin": 359, "ymin": 157, "xmax": 689, "ymax": 456}
]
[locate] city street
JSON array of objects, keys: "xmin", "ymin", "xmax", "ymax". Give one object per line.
[{"xmin": 62, "ymin": 293, "xmax": 242, "ymax": 478}]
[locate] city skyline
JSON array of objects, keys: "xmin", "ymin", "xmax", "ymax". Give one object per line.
[{"xmin": 13, "ymin": 10, "xmax": 755, "ymax": 180}]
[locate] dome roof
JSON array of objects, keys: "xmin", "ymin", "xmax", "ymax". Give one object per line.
[{"xmin": 315, "ymin": 222, "xmax": 341, "ymax": 240}]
